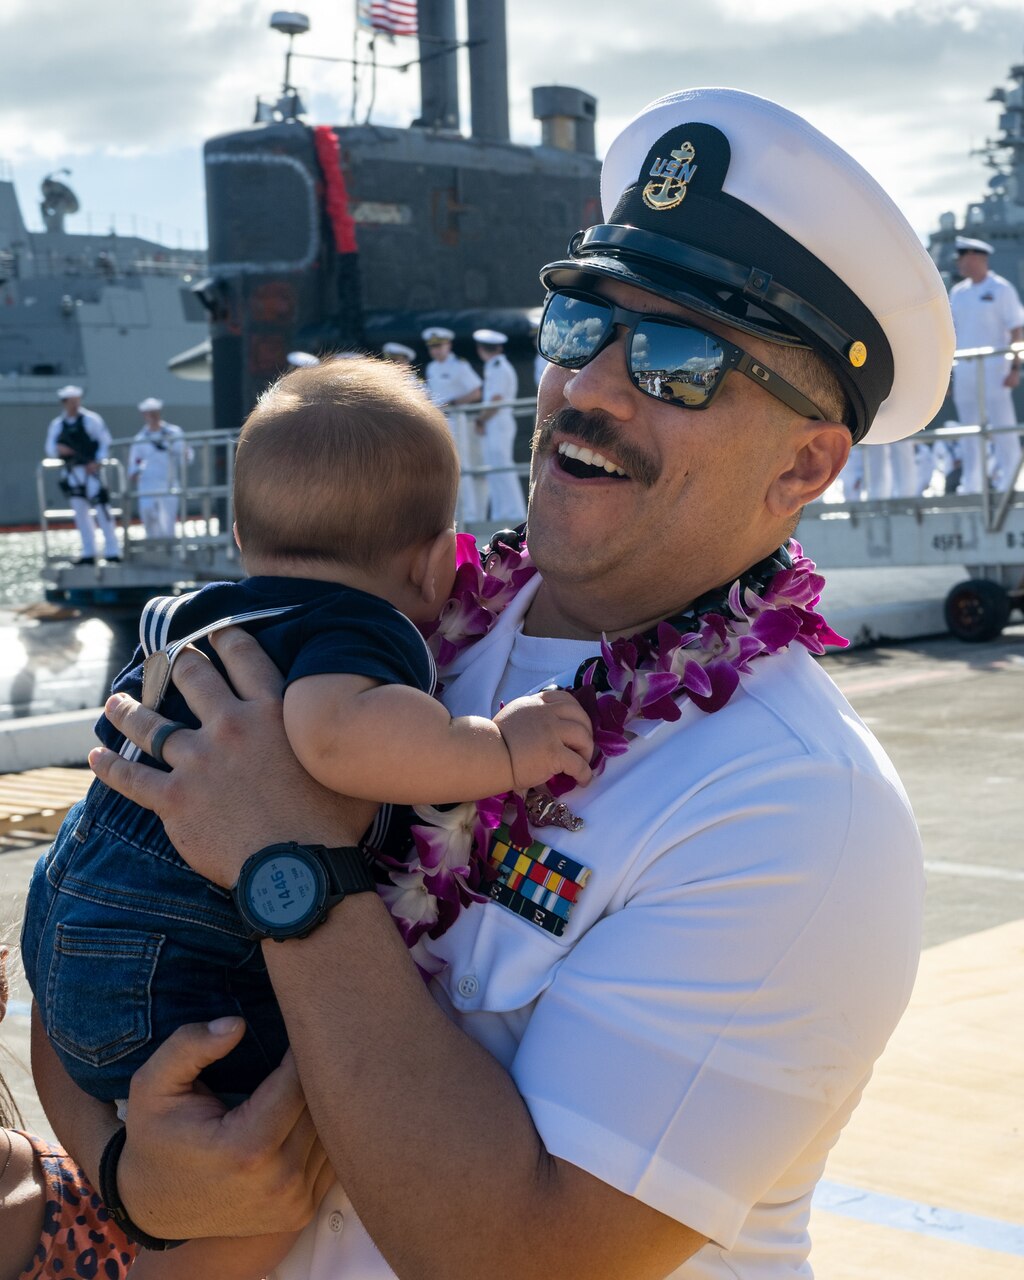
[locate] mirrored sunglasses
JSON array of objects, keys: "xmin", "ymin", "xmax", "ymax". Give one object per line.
[{"xmin": 538, "ymin": 289, "xmax": 826, "ymax": 421}]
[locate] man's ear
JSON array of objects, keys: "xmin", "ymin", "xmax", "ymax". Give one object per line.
[
  {"xmin": 767, "ymin": 421, "xmax": 851, "ymax": 517},
  {"xmin": 232, "ymin": 520, "xmax": 242, "ymax": 552},
  {"xmin": 411, "ymin": 527, "xmax": 457, "ymax": 605}
]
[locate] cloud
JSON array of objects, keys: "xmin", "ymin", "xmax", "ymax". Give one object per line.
[
  {"xmin": 0, "ymin": 0, "xmax": 274, "ymax": 160},
  {"xmin": 0, "ymin": 0, "xmax": 1021, "ymax": 241},
  {"xmin": 506, "ymin": 0, "xmax": 1024, "ymax": 236}
]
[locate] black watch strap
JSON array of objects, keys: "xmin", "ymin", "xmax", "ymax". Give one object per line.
[{"xmin": 320, "ymin": 844, "xmax": 377, "ymax": 899}]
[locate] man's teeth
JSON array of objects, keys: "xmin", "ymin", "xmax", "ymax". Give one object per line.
[{"xmin": 558, "ymin": 441, "xmax": 628, "ymax": 476}]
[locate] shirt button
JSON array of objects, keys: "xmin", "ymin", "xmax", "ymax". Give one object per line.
[
  {"xmin": 457, "ymin": 974, "xmax": 479, "ymax": 998},
  {"xmin": 328, "ymin": 1210, "xmax": 345, "ymax": 1234}
]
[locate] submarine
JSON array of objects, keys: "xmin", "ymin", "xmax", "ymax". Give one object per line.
[{"xmin": 198, "ymin": 0, "xmax": 602, "ymax": 432}]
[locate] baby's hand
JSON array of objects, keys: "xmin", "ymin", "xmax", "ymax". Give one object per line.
[{"xmin": 494, "ymin": 689, "xmax": 594, "ymax": 791}]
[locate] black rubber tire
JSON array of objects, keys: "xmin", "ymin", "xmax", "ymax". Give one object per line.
[{"xmin": 944, "ymin": 578, "xmax": 1012, "ymax": 643}]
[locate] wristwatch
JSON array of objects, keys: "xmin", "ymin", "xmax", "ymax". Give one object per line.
[{"xmin": 231, "ymin": 842, "xmax": 376, "ymax": 942}]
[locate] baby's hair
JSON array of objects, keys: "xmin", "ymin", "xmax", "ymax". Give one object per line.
[{"xmin": 233, "ymin": 357, "xmax": 459, "ymax": 569}]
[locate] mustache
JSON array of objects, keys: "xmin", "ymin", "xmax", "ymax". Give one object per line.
[{"xmin": 532, "ymin": 408, "xmax": 660, "ymax": 488}]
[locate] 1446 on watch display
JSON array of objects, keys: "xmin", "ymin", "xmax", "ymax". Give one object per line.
[{"xmin": 231, "ymin": 842, "xmax": 376, "ymax": 941}]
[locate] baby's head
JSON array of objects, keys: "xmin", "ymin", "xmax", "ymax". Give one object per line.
[{"xmin": 234, "ymin": 357, "xmax": 460, "ymax": 619}]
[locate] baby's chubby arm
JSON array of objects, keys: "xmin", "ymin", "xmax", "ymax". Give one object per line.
[{"xmin": 283, "ymin": 674, "xmax": 593, "ymax": 804}]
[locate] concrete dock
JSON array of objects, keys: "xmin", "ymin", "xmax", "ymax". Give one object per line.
[{"xmin": 1, "ymin": 621, "xmax": 1022, "ymax": 1275}]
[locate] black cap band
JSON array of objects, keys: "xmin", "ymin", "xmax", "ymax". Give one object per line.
[{"xmin": 540, "ymin": 121, "xmax": 895, "ymax": 442}]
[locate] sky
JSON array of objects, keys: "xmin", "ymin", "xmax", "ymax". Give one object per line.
[{"xmin": 1, "ymin": 0, "xmax": 1023, "ymax": 250}]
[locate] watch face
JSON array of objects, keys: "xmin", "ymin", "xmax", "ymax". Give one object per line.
[{"xmin": 243, "ymin": 849, "xmax": 326, "ymax": 936}]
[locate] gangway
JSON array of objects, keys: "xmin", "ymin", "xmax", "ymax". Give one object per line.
[
  {"xmin": 800, "ymin": 342, "xmax": 1024, "ymax": 642},
  {"xmin": 39, "ymin": 430, "xmax": 242, "ymax": 605},
  {"xmin": 35, "ymin": 357, "xmax": 1024, "ymax": 641}
]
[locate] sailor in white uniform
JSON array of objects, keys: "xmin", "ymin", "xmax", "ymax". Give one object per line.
[
  {"xmin": 381, "ymin": 342, "xmax": 416, "ymax": 366},
  {"xmin": 44, "ymin": 385, "xmax": 120, "ymax": 564},
  {"xmin": 128, "ymin": 398, "xmax": 194, "ymax": 539},
  {"xmin": 422, "ymin": 327, "xmax": 483, "ymax": 522},
  {"xmin": 473, "ymin": 328, "xmax": 527, "ymax": 522},
  {"xmin": 950, "ymin": 235, "xmax": 1024, "ymax": 491}
]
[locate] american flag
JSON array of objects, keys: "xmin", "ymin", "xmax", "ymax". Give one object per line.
[{"xmin": 358, "ymin": 0, "xmax": 418, "ymax": 36}]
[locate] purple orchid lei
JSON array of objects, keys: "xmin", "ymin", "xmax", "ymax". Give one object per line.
[{"xmin": 375, "ymin": 530, "xmax": 847, "ymax": 973}]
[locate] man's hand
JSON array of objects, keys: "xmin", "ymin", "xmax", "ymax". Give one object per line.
[
  {"xmin": 118, "ymin": 1017, "xmax": 334, "ymax": 1240},
  {"xmin": 89, "ymin": 628, "xmax": 366, "ymax": 887},
  {"xmin": 1005, "ymin": 364, "xmax": 1021, "ymax": 389},
  {"xmin": 494, "ymin": 689, "xmax": 594, "ymax": 790}
]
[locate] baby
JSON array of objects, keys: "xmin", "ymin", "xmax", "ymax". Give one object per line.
[{"xmin": 22, "ymin": 356, "xmax": 592, "ymax": 1109}]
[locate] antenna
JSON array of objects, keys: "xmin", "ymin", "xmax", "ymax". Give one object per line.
[
  {"xmin": 40, "ymin": 169, "xmax": 80, "ymax": 234},
  {"xmin": 265, "ymin": 11, "xmax": 310, "ymax": 122}
]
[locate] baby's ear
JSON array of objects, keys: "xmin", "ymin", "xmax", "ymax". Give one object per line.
[{"xmin": 415, "ymin": 527, "xmax": 457, "ymax": 605}]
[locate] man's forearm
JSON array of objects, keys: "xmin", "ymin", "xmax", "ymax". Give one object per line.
[{"xmin": 264, "ymin": 896, "xmax": 702, "ymax": 1280}]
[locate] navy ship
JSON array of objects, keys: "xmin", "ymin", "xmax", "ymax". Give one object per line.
[
  {"xmin": 0, "ymin": 171, "xmax": 212, "ymax": 526},
  {"xmin": 929, "ymin": 55, "xmax": 1024, "ymax": 290}
]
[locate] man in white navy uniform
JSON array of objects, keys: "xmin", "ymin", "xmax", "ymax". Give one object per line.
[
  {"xmin": 422, "ymin": 325, "xmax": 484, "ymax": 521},
  {"xmin": 44, "ymin": 384, "xmax": 121, "ymax": 564},
  {"xmin": 473, "ymin": 327, "xmax": 527, "ymax": 522},
  {"xmin": 46, "ymin": 89, "xmax": 953, "ymax": 1279},
  {"xmin": 950, "ymin": 234, "xmax": 1024, "ymax": 491},
  {"xmin": 381, "ymin": 341, "xmax": 416, "ymax": 366},
  {"xmin": 128, "ymin": 398, "xmax": 194, "ymax": 539}
]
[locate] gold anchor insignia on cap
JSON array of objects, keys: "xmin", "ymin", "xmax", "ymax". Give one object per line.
[
  {"xmin": 848, "ymin": 340, "xmax": 867, "ymax": 368},
  {"xmin": 642, "ymin": 140, "xmax": 698, "ymax": 211}
]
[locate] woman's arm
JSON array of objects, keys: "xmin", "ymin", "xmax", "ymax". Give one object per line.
[
  {"xmin": 129, "ymin": 1231, "xmax": 301, "ymax": 1280},
  {"xmin": 31, "ymin": 1006, "xmax": 118, "ymax": 1189}
]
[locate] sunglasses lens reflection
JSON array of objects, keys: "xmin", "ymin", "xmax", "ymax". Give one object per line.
[
  {"xmin": 539, "ymin": 294, "xmax": 612, "ymax": 367},
  {"xmin": 630, "ymin": 322, "xmax": 724, "ymax": 407},
  {"xmin": 540, "ymin": 292, "xmax": 726, "ymax": 409}
]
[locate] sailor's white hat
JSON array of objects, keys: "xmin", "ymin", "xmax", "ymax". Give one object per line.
[
  {"xmin": 382, "ymin": 342, "xmax": 416, "ymax": 360},
  {"xmin": 138, "ymin": 397, "xmax": 163, "ymax": 412},
  {"xmin": 473, "ymin": 328, "xmax": 508, "ymax": 345},
  {"xmin": 57, "ymin": 384, "xmax": 84, "ymax": 400},
  {"xmin": 540, "ymin": 87, "xmax": 954, "ymax": 444},
  {"xmin": 421, "ymin": 326, "xmax": 455, "ymax": 343},
  {"xmin": 955, "ymin": 235, "xmax": 994, "ymax": 255},
  {"xmin": 286, "ymin": 351, "xmax": 321, "ymax": 368}
]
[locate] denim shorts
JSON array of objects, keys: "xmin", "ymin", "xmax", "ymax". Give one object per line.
[{"xmin": 20, "ymin": 780, "xmax": 289, "ymax": 1102}]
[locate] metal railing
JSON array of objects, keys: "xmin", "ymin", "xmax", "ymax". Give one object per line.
[
  {"xmin": 452, "ymin": 396, "xmax": 534, "ymax": 532},
  {"xmin": 38, "ymin": 431, "xmax": 239, "ymax": 574},
  {"xmin": 814, "ymin": 343, "xmax": 1024, "ymax": 536}
]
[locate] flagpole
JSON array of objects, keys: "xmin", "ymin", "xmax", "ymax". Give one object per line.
[
  {"xmin": 351, "ymin": 0, "xmax": 359, "ymax": 124},
  {"xmin": 366, "ymin": 33, "xmax": 379, "ymax": 124}
]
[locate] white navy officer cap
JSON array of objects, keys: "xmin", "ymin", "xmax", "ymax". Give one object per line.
[
  {"xmin": 138, "ymin": 397, "xmax": 163, "ymax": 412},
  {"xmin": 421, "ymin": 326, "xmax": 455, "ymax": 344},
  {"xmin": 473, "ymin": 328, "xmax": 508, "ymax": 345},
  {"xmin": 539, "ymin": 88, "xmax": 954, "ymax": 445},
  {"xmin": 954, "ymin": 235, "xmax": 994, "ymax": 255},
  {"xmin": 57, "ymin": 384, "xmax": 84, "ymax": 400},
  {"xmin": 382, "ymin": 342, "xmax": 416, "ymax": 360}
]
